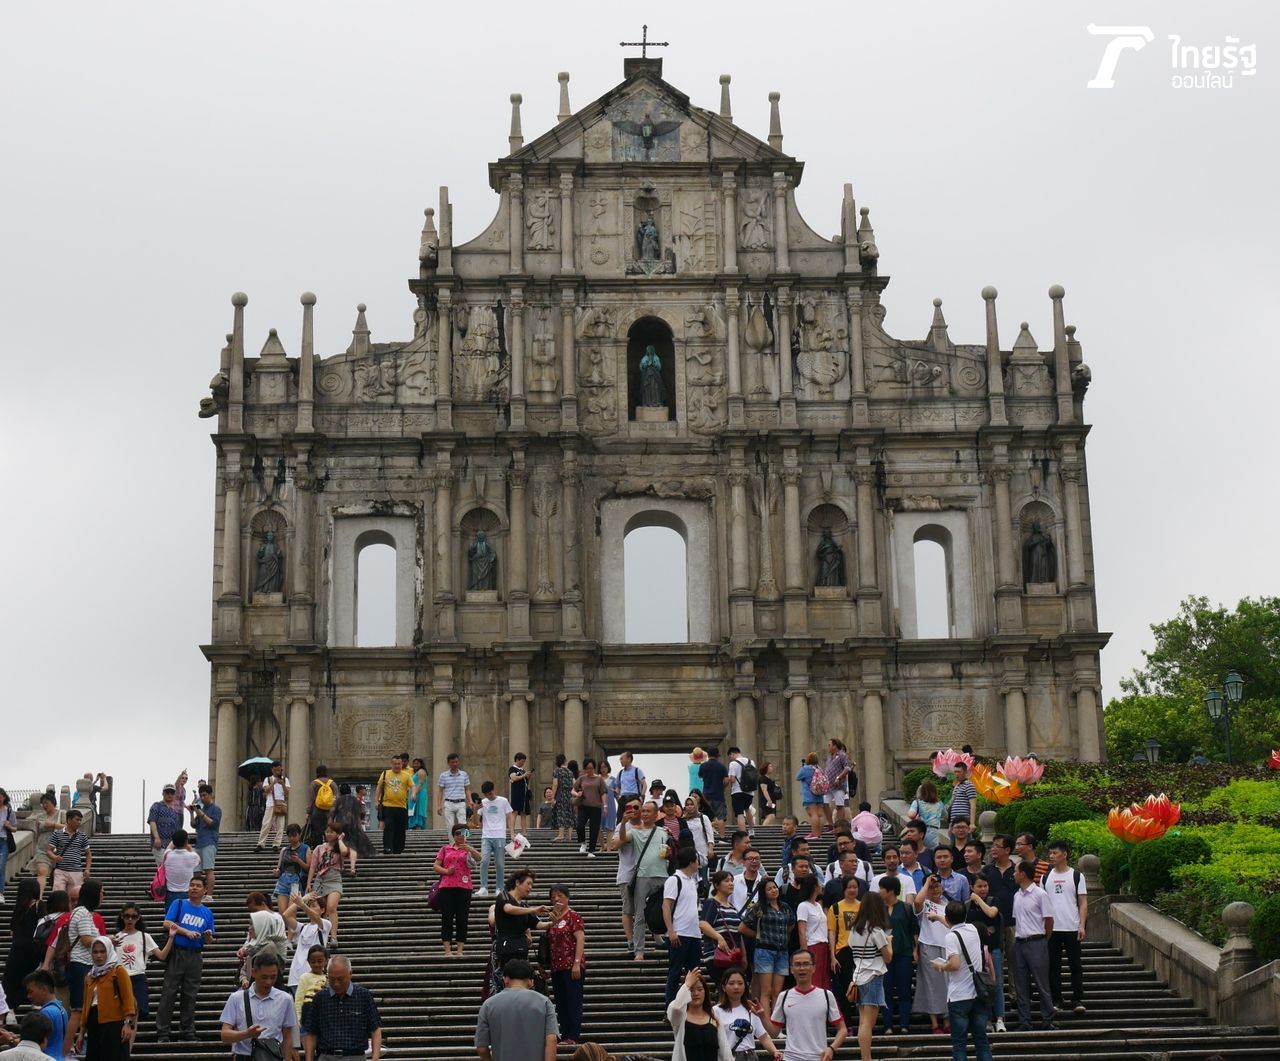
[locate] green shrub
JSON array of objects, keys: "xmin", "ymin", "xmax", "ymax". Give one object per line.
[
  {"xmin": 1047, "ymin": 818, "xmax": 1127, "ymax": 862},
  {"xmin": 1196, "ymin": 778, "xmax": 1280, "ymax": 820},
  {"xmin": 1193, "ymin": 821, "xmax": 1280, "ymax": 861},
  {"xmin": 1014, "ymin": 795, "xmax": 1093, "ymax": 844},
  {"xmin": 1250, "ymin": 894, "xmax": 1280, "ymax": 963},
  {"xmin": 1155, "ymin": 863, "xmax": 1257, "ymax": 945},
  {"xmin": 993, "ymin": 801, "xmax": 1022, "ymax": 835},
  {"xmin": 1130, "ymin": 833, "xmax": 1212, "ymax": 902},
  {"xmin": 902, "ymin": 766, "xmax": 932, "ymax": 799},
  {"xmin": 1100, "ymin": 845, "xmax": 1129, "ymax": 895}
]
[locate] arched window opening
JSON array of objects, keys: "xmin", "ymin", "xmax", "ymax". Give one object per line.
[
  {"xmin": 626, "ymin": 317, "xmax": 676, "ymax": 422},
  {"xmin": 623, "ymin": 524, "xmax": 688, "ymax": 643},
  {"xmin": 912, "ymin": 529, "xmax": 952, "ymax": 638},
  {"xmin": 355, "ymin": 539, "xmax": 396, "ymax": 647}
]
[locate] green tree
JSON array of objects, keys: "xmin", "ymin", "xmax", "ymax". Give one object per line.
[{"xmin": 1105, "ymin": 596, "xmax": 1280, "ymax": 764}]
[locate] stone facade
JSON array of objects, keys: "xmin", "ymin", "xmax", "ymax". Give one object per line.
[{"xmin": 202, "ymin": 58, "xmax": 1108, "ymax": 821}]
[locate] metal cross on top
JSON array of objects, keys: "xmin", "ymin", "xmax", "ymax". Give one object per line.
[{"xmin": 619, "ymin": 24, "xmax": 669, "ymax": 59}]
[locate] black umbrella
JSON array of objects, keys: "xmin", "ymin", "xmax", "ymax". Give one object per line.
[{"xmin": 238, "ymin": 756, "xmax": 274, "ymax": 779}]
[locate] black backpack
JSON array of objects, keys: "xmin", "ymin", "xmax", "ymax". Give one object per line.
[
  {"xmin": 740, "ymin": 760, "xmax": 760, "ymax": 793},
  {"xmin": 645, "ymin": 876, "xmax": 680, "ymax": 935}
]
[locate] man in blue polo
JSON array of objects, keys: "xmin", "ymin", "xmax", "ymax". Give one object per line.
[
  {"xmin": 190, "ymin": 784, "xmax": 222, "ymax": 898},
  {"xmin": 436, "ymin": 754, "xmax": 472, "ymax": 833},
  {"xmin": 157, "ymin": 873, "xmax": 216, "ymax": 1042},
  {"xmin": 614, "ymin": 751, "xmax": 646, "ymax": 804}
]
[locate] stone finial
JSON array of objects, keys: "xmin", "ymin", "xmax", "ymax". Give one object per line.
[
  {"xmin": 348, "ymin": 303, "xmax": 370, "ymax": 357},
  {"xmin": 419, "ymin": 207, "xmax": 438, "ymax": 264},
  {"xmin": 258, "ymin": 327, "xmax": 288, "ymax": 362},
  {"xmin": 1011, "ymin": 321, "xmax": 1040, "ymax": 360},
  {"xmin": 768, "ymin": 91, "xmax": 783, "ymax": 151},
  {"xmin": 509, "ymin": 92, "xmax": 524, "ymax": 153},
  {"xmin": 1219, "ymin": 901, "xmax": 1259, "ymax": 980},
  {"xmin": 301, "ymin": 292, "xmax": 317, "ymax": 307},
  {"xmin": 719, "ymin": 74, "xmax": 732, "ymax": 120},
  {"xmin": 1078, "ymin": 853, "xmax": 1101, "ymax": 892},
  {"xmin": 982, "ymin": 285, "xmax": 998, "ymax": 301},
  {"xmin": 857, "ymin": 206, "xmax": 878, "ymax": 271},
  {"xmin": 557, "ymin": 72, "xmax": 571, "ymax": 123},
  {"xmin": 978, "ymin": 809, "xmax": 996, "ymax": 843},
  {"xmin": 927, "ymin": 298, "xmax": 951, "ymax": 352}
]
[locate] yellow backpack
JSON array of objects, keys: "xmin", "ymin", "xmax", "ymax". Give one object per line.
[{"xmin": 315, "ymin": 778, "xmax": 335, "ymax": 811}]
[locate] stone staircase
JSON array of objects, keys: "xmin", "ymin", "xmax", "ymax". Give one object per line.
[{"xmin": 3, "ymin": 828, "xmax": 1277, "ymax": 1060}]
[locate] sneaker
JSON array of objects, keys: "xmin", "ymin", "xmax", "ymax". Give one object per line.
[
  {"xmin": 587, "ymin": 852, "xmax": 596, "ymax": 858},
  {"xmin": 0, "ymin": 894, "xmax": 7, "ymax": 904},
  {"xmin": 477, "ymin": 887, "xmax": 490, "ymax": 897},
  {"xmin": 995, "ymin": 1018, "xmax": 1007, "ymax": 1033},
  {"xmin": 579, "ymin": 843, "xmax": 587, "ymax": 854},
  {"xmin": 1073, "ymin": 1004, "xmax": 1087, "ymax": 1015},
  {"xmin": 156, "ymin": 1035, "xmax": 172, "ymax": 1044}
]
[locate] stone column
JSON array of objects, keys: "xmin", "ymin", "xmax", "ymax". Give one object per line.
[
  {"xmin": 559, "ymin": 290, "xmax": 578, "ymax": 428},
  {"xmin": 772, "ymin": 172, "xmax": 790, "ymax": 273},
  {"xmin": 721, "ymin": 173, "xmax": 738, "ymax": 273},
  {"xmin": 992, "ymin": 464, "xmax": 1022, "ymax": 633},
  {"xmin": 1073, "ymin": 669, "xmax": 1102, "ymax": 762},
  {"xmin": 781, "ymin": 460, "xmax": 806, "ymax": 633},
  {"xmin": 728, "ymin": 465, "xmax": 751, "ymax": 593},
  {"xmin": 213, "ymin": 696, "xmax": 240, "ymax": 822},
  {"xmin": 561, "ymin": 693, "xmax": 585, "ymax": 764},
  {"xmin": 561, "ymin": 453, "xmax": 583, "ymax": 636},
  {"xmin": 725, "ymin": 284, "xmax": 742, "ymax": 398},
  {"xmin": 433, "ymin": 462, "xmax": 456, "ymax": 638},
  {"xmin": 1061, "ymin": 464, "xmax": 1086, "ymax": 588},
  {"xmin": 507, "ymin": 458, "xmax": 530, "ymax": 638},
  {"xmin": 854, "ymin": 466, "xmax": 883, "ymax": 635},
  {"xmin": 220, "ymin": 461, "xmax": 243, "ymax": 599},
  {"xmin": 786, "ymin": 689, "xmax": 810, "ymax": 810},
  {"xmin": 436, "ymin": 288, "xmax": 453, "ymax": 427},
  {"xmin": 508, "ymin": 174, "xmax": 524, "ymax": 274},
  {"xmin": 734, "ymin": 694, "xmax": 757, "ymax": 761},
  {"xmin": 228, "ymin": 293, "xmax": 246, "ymax": 433},
  {"xmin": 776, "ymin": 289, "xmax": 794, "ymax": 398},
  {"xmin": 1050, "ymin": 285, "xmax": 1071, "ymax": 423},
  {"xmin": 289, "ymin": 448, "xmax": 315, "ymax": 643},
  {"xmin": 982, "ymin": 286, "xmax": 1008, "ymax": 426},
  {"xmin": 432, "ymin": 696, "xmax": 455, "ymax": 785},
  {"xmin": 297, "ymin": 292, "xmax": 315, "ymax": 432},
  {"xmin": 860, "ymin": 687, "xmax": 887, "ymax": 806},
  {"xmin": 846, "ymin": 289, "xmax": 867, "ymax": 425},
  {"xmin": 508, "ymin": 693, "xmax": 532, "ymax": 763},
  {"xmin": 559, "ymin": 173, "xmax": 575, "ymax": 273},
  {"xmin": 287, "ymin": 695, "xmax": 313, "ymax": 798},
  {"xmin": 508, "ymin": 290, "xmax": 526, "ymax": 429},
  {"xmin": 1003, "ymin": 685, "xmax": 1028, "ymax": 757}
]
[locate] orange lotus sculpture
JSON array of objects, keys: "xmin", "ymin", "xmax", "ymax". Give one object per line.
[
  {"xmin": 1107, "ymin": 792, "xmax": 1181, "ymax": 843},
  {"xmin": 971, "ymin": 763, "xmax": 1023, "ymax": 805}
]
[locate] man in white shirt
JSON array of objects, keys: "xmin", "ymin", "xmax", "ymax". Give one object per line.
[
  {"xmin": 219, "ymin": 951, "xmax": 297, "ymax": 1061},
  {"xmin": 613, "ymin": 799, "xmax": 642, "ymax": 951},
  {"xmin": 1042, "ymin": 839, "xmax": 1088, "ymax": 1014},
  {"xmin": 935, "ymin": 900, "xmax": 993, "ymax": 1061},
  {"xmin": 731, "ymin": 849, "xmax": 769, "ymax": 910},
  {"xmin": 726, "ymin": 747, "xmax": 756, "ymax": 832},
  {"xmin": 436, "ymin": 754, "xmax": 473, "ymax": 833},
  {"xmin": 257, "ymin": 763, "xmax": 290, "ymax": 851},
  {"xmin": 1, "ymin": 1012, "xmax": 58, "ymax": 1061},
  {"xmin": 1011, "ymin": 860, "xmax": 1056, "ymax": 1031},
  {"xmin": 871, "ymin": 845, "xmax": 917, "ymax": 900},
  {"xmin": 662, "ymin": 849, "xmax": 703, "ymax": 1006},
  {"xmin": 476, "ymin": 781, "xmax": 513, "ymax": 897},
  {"xmin": 766, "ymin": 949, "xmax": 846, "ymax": 1061}
]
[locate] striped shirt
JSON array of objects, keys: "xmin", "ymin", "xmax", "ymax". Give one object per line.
[
  {"xmin": 437, "ymin": 769, "xmax": 470, "ymax": 801},
  {"xmin": 48, "ymin": 829, "xmax": 90, "ymax": 870}
]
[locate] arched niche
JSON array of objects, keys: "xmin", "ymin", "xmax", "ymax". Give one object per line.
[
  {"xmin": 459, "ymin": 506, "xmax": 503, "ymax": 599},
  {"xmin": 600, "ymin": 498, "xmax": 713, "ymax": 643},
  {"xmin": 805, "ymin": 502, "xmax": 852, "ymax": 591},
  {"xmin": 330, "ymin": 515, "xmax": 417, "ymax": 647},
  {"xmin": 247, "ymin": 509, "xmax": 288, "ymax": 600},
  {"xmin": 890, "ymin": 510, "xmax": 974, "ymax": 639},
  {"xmin": 626, "ymin": 316, "xmax": 676, "ymax": 421},
  {"xmin": 1018, "ymin": 499, "xmax": 1061, "ymax": 589}
]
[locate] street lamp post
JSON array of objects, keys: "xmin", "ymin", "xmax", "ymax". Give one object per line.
[{"xmin": 1205, "ymin": 671, "xmax": 1245, "ymax": 765}]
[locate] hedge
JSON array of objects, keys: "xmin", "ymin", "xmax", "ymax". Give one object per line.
[
  {"xmin": 1130, "ymin": 833, "xmax": 1212, "ymax": 902},
  {"xmin": 1250, "ymin": 894, "xmax": 1280, "ymax": 963},
  {"xmin": 1013, "ymin": 795, "xmax": 1092, "ymax": 844},
  {"xmin": 1196, "ymin": 778, "xmax": 1280, "ymax": 821},
  {"xmin": 1156, "ymin": 863, "xmax": 1257, "ymax": 945}
]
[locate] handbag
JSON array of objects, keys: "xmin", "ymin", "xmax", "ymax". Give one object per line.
[
  {"xmin": 149, "ymin": 855, "xmax": 168, "ymax": 902},
  {"xmin": 708, "ymin": 908, "xmax": 745, "ymax": 972},
  {"xmin": 4, "ymin": 830, "xmax": 15, "ymax": 854},
  {"xmin": 626, "ymin": 826, "xmax": 660, "ymax": 900},
  {"xmin": 242, "ymin": 988, "xmax": 285, "ymax": 1061},
  {"xmin": 426, "ymin": 880, "xmax": 443, "ymax": 910},
  {"xmin": 951, "ymin": 929, "xmax": 996, "ymax": 1009},
  {"xmin": 272, "ymin": 800, "xmax": 287, "ymax": 817}
]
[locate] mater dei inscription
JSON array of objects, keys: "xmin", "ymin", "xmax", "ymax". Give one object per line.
[{"xmin": 200, "ymin": 53, "xmax": 1108, "ymax": 822}]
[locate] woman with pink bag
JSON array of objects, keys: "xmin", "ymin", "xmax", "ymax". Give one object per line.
[{"xmin": 432, "ymin": 823, "xmax": 480, "ymax": 958}]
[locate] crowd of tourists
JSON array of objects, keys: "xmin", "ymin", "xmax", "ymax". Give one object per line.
[{"xmin": 0, "ymin": 741, "xmax": 1091, "ymax": 1061}]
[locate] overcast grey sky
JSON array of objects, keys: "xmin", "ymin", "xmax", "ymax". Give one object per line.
[{"xmin": 1, "ymin": 2, "xmax": 1275, "ymax": 830}]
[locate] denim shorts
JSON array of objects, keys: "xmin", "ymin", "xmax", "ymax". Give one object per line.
[
  {"xmin": 198, "ymin": 844, "xmax": 217, "ymax": 870},
  {"xmin": 753, "ymin": 946, "xmax": 789, "ymax": 976},
  {"xmin": 853, "ymin": 972, "xmax": 886, "ymax": 1007}
]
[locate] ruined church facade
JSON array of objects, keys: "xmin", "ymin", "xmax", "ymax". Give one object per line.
[{"xmin": 202, "ymin": 58, "xmax": 1108, "ymax": 820}]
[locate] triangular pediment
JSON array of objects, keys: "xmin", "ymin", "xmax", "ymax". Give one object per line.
[{"xmin": 496, "ymin": 70, "xmax": 797, "ymax": 180}]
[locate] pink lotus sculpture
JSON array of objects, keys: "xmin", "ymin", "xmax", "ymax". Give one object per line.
[
  {"xmin": 1267, "ymin": 749, "xmax": 1280, "ymax": 771},
  {"xmin": 1000, "ymin": 756, "xmax": 1045, "ymax": 785},
  {"xmin": 932, "ymin": 748, "xmax": 976, "ymax": 778}
]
